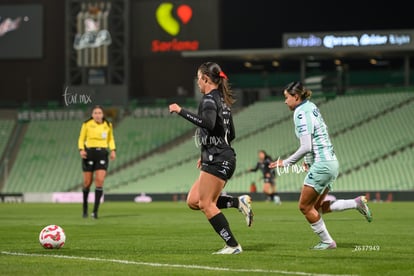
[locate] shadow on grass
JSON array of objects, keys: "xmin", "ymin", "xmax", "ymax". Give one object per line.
[{"xmin": 241, "ymin": 242, "xmax": 280, "ymax": 252}]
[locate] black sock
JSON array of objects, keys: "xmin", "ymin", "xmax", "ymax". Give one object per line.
[
  {"xmin": 216, "ymin": 195, "xmax": 239, "ymax": 209},
  {"xmin": 93, "ymin": 187, "xmax": 103, "ymax": 213},
  {"xmin": 82, "ymin": 188, "xmax": 89, "ymax": 214},
  {"xmin": 208, "ymin": 212, "xmax": 238, "ymax": 247}
]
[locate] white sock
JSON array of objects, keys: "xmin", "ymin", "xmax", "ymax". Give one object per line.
[
  {"xmin": 310, "ymin": 217, "xmax": 333, "ymax": 243},
  {"xmin": 330, "ymin": 199, "xmax": 357, "ymax": 212}
]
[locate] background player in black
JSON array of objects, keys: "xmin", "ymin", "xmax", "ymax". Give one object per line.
[
  {"xmin": 169, "ymin": 62, "xmax": 253, "ymax": 254},
  {"xmin": 248, "ymin": 150, "xmax": 281, "ymax": 204}
]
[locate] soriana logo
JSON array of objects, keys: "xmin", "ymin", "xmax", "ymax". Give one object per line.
[{"xmin": 152, "ymin": 2, "xmax": 199, "ymax": 52}]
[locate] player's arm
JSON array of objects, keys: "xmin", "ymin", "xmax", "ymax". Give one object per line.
[
  {"xmin": 107, "ymin": 122, "xmax": 116, "ymax": 151},
  {"xmin": 227, "ymin": 114, "xmax": 236, "ymax": 142},
  {"xmin": 169, "ymin": 99, "xmax": 217, "ymax": 130},
  {"xmin": 282, "ymin": 134, "xmax": 312, "ymax": 166},
  {"xmin": 78, "ymin": 123, "xmax": 87, "ymax": 159},
  {"xmin": 270, "ymin": 110, "xmax": 313, "ymax": 168},
  {"xmin": 78, "ymin": 123, "xmax": 87, "ymax": 150},
  {"xmin": 108, "ymin": 123, "xmax": 116, "ymax": 160},
  {"xmin": 247, "ymin": 162, "xmax": 259, "ymax": 173}
]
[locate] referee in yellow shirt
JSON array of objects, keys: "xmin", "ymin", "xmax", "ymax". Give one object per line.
[{"xmin": 78, "ymin": 105, "xmax": 116, "ymax": 219}]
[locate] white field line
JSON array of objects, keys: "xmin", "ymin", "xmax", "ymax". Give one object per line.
[{"xmin": 1, "ymin": 251, "xmax": 358, "ymax": 276}]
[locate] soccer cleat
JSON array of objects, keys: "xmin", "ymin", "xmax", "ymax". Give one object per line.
[
  {"xmin": 311, "ymin": 240, "xmax": 337, "ymax": 250},
  {"xmin": 91, "ymin": 212, "xmax": 98, "ymax": 219},
  {"xmin": 355, "ymin": 196, "xmax": 373, "ymax": 222},
  {"xmin": 212, "ymin": 244, "xmax": 242, "ymax": 255},
  {"xmin": 238, "ymin": 195, "xmax": 253, "ymax": 227},
  {"xmin": 82, "ymin": 213, "xmax": 88, "ymax": 218}
]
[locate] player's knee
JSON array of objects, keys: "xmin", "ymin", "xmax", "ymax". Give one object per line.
[
  {"xmin": 187, "ymin": 201, "xmax": 199, "ymax": 210},
  {"xmin": 299, "ymin": 202, "xmax": 311, "ymax": 215},
  {"xmin": 198, "ymin": 200, "xmax": 213, "ymax": 213},
  {"xmin": 186, "ymin": 198, "xmax": 199, "ymax": 210}
]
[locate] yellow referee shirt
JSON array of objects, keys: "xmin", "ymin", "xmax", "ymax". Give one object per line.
[{"xmin": 78, "ymin": 119, "xmax": 116, "ymax": 151}]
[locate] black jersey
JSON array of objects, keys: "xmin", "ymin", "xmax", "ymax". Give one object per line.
[
  {"xmin": 251, "ymin": 157, "xmax": 275, "ymax": 179},
  {"xmin": 179, "ymin": 89, "xmax": 236, "ymax": 162}
]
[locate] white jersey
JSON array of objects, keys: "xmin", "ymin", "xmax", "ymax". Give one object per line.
[{"xmin": 293, "ymin": 100, "xmax": 337, "ymax": 164}]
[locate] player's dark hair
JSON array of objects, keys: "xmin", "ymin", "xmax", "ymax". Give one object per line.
[
  {"xmin": 198, "ymin": 62, "xmax": 235, "ymax": 107},
  {"xmin": 259, "ymin": 149, "xmax": 272, "ymax": 161},
  {"xmin": 285, "ymin": 81, "xmax": 312, "ymax": 100}
]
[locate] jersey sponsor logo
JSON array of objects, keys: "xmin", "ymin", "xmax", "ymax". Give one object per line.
[
  {"xmin": 185, "ymin": 113, "xmax": 202, "ymax": 124},
  {"xmin": 297, "ymin": 124, "xmax": 307, "ymax": 133}
]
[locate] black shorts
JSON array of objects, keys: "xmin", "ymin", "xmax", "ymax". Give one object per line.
[
  {"xmin": 264, "ymin": 177, "xmax": 275, "ymax": 185},
  {"xmin": 201, "ymin": 149, "xmax": 236, "ymax": 181},
  {"xmin": 82, "ymin": 148, "xmax": 109, "ymax": 172}
]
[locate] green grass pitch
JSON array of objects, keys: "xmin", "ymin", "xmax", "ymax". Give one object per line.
[{"xmin": 0, "ymin": 201, "xmax": 413, "ymax": 275}]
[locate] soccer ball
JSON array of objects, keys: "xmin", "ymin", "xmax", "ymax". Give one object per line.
[{"xmin": 39, "ymin": 225, "xmax": 66, "ymax": 249}]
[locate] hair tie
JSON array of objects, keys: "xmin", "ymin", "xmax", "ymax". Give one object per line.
[{"xmin": 219, "ymin": 71, "xmax": 228, "ymax": 80}]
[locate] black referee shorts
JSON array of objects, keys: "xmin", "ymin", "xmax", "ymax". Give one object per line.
[{"xmin": 82, "ymin": 148, "xmax": 109, "ymax": 172}]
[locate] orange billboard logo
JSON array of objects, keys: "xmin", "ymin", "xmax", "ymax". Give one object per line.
[{"xmin": 152, "ymin": 2, "xmax": 198, "ymax": 52}]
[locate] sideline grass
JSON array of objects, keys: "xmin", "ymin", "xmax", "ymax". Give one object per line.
[{"xmin": 0, "ymin": 201, "xmax": 413, "ymax": 275}]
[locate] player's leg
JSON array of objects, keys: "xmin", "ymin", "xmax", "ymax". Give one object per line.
[
  {"xmin": 263, "ymin": 181, "xmax": 273, "ymax": 201},
  {"xmin": 299, "ymin": 186, "xmax": 336, "ymax": 250},
  {"xmin": 216, "ymin": 193, "xmax": 253, "ymax": 227},
  {"xmin": 215, "ymin": 159, "xmax": 253, "ymax": 227},
  {"xmin": 270, "ymin": 180, "xmax": 281, "ymax": 205},
  {"xmin": 91, "ymin": 169, "xmax": 106, "ymax": 219},
  {"xmin": 186, "ymin": 177, "xmax": 201, "ymax": 210},
  {"xmin": 91, "ymin": 150, "xmax": 109, "ymax": 219},
  {"xmin": 198, "ymin": 171, "xmax": 242, "ymax": 254},
  {"xmin": 300, "ymin": 162, "xmax": 340, "ymax": 250},
  {"xmin": 216, "ymin": 193, "xmax": 239, "ymax": 209},
  {"xmin": 318, "ymin": 195, "xmax": 373, "ymax": 223},
  {"xmin": 82, "ymin": 171, "xmax": 93, "ymax": 218},
  {"xmin": 81, "ymin": 151, "xmax": 93, "ymax": 218}
]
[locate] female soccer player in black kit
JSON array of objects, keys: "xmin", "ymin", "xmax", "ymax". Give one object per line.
[
  {"xmin": 169, "ymin": 62, "xmax": 253, "ymax": 254},
  {"xmin": 248, "ymin": 150, "xmax": 281, "ymax": 204}
]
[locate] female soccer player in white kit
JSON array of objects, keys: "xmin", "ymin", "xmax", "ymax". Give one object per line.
[{"xmin": 270, "ymin": 81, "xmax": 372, "ymax": 250}]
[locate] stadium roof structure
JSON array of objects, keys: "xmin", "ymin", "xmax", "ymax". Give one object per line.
[
  {"xmin": 182, "ymin": 29, "xmax": 414, "ymax": 86},
  {"xmin": 181, "ymin": 45, "xmax": 414, "ymax": 60}
]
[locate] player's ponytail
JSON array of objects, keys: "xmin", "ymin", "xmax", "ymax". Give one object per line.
[
  {"xmin": 198, "ymin": 62, "xmax": 236, "ymax": 107},
  {"xmin": 285, "ymin": 81, "xmax": 312, "ymax": 100}
]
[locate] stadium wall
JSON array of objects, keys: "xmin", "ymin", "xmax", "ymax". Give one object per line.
[{"xmin": 1, "ymin": 191, "xmax": 413, "ymax": 203}]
